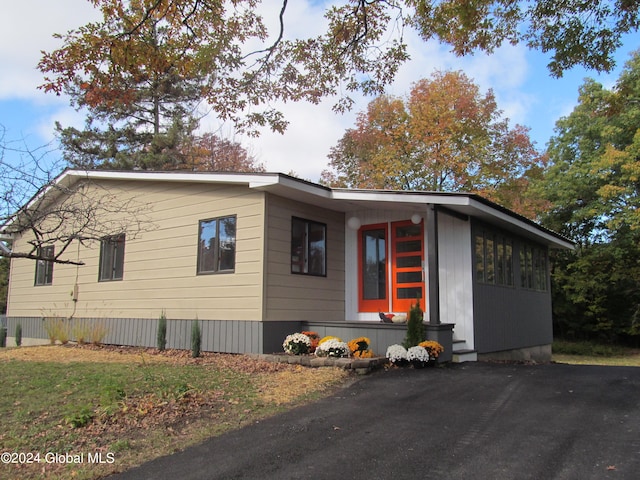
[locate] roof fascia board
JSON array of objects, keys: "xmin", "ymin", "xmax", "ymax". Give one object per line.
[
  {"xmin": 67, "ymin": 170, "xmax": 333, "ymax": 198},
  {"xmin": 331, "ymin": 189, "xmax": 471, "ymax": 206}
]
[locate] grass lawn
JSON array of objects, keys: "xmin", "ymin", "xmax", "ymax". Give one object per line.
[
  {"xmin": 552, "ymin": 339, "xmax": 640, "ymax": 367},
  {"xmin": 0, "ymin": 345, "xmax": 350, "ymax": 480}
]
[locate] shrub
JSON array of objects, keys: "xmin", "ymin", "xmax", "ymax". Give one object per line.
[
  {"xmin": 72, "ymin": 320, "xmax": 91, "ymax": 345},
  {"xmin": 157, "ymin": 311, "xmax": 167, "ymax": 351},
  {"xmin": 43, "ymin": 317, "xmax": 71, "ymax": 344},
  {"xmin": 191, "ymin": 319, "xmax": 201, "ymax": 358},
  {"xmin": 15, "ymin": 323, "xmax": 22, "ymax": 347},
  {"xmin": 89, "ymin": 322, "xmax": 108, "ymax": 345},
  {"xmin": 0, "ymin": 326, "xmax": 6, "ymax": 347},
  {"xmin": 403, "ymin": 300, "xmax": 425, "ymax": 348}
]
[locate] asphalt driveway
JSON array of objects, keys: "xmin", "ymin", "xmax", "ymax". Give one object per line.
[{"xmin": 109, "ymin": 362, "xmax": 640, "ymax": 480}]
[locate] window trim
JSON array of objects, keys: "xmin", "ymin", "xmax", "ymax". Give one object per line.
[
  {"xmin": 291, "ymin": 216, "xmax": 327, "ymax": 277},
  {"xmin": 197, "ymin": 215, "xmax": 237, "ymax": 275},
  {"xmin": 34, "ymin": 245, "xmax": 54, "ymax": 286},
  {"xmin": 99, "ymin": 234, "xmax": 125, "ymax": 282}
]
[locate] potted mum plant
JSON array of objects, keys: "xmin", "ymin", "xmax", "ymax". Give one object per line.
[
  {"xmin": 407, "ymin": 345, "xmax": 430, "ymax": 368},
  {"xmin": 315, "ymin": 337, "xmax": 350, "ymax": 358},
  {"xmin": 283, "ymin": 333, "xmax": 312, "ymax": 355},
  {"xmin": 348, "ymin": 336, "xmax": 374, "ymax": 358},
  {"xmin": 385, "ymin": 344, "xmax": 408, "ymax": 366},
  {"xmin": 419, "ymin": 340, "xmax": 444, "ymax": 365},
  {"xmin": 301, "ymin": 331, "xmax": 320, "ymax": 353}
]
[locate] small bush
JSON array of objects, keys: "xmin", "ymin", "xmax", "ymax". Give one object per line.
[
  {"xmin": 191, "ymin": 319, "xmax": 201, "ymax": 358},
  {"xmin": 15, "ymin": 323, "xmax": 22, "ymax": 347},
  {"xmin": 157, "ymin": 311, "xmax": 167, "ymax": 351},
  {"xmin": 43, "ymin": 317, "xmax": 71, "ymax": 344},
  {"xmin": 0, "ymin": 326, "xmax": 6, "ymax": 347},
  {"xmin": 403, "ymin": 300, "xmax": 425, "ymax": 348},
  {"xmin": 72, "ymin": 320, "xmax": 92, "ymax": 345}
]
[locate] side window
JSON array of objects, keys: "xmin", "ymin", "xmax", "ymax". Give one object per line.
[
  {"xmin": 475, "ymin": 231, "xmax": 513, "ymax": 287},
  {"xmin": 291, "ymin": 217, "xmax": 326, "ymax": 276},
  {"xmin": 520, "ymin": 243, "xmax": 548, "ymax": 291},
  {"xmin": 99, "ymin": 234, "xmax": 125, "ymax": 281},
  {"xmin": 197, "ymin": 216, "xmax": 237, "ymax": 274},
  {"xmin": 35, "ymin": 245, "xmax": 54, "ymax": 286}
]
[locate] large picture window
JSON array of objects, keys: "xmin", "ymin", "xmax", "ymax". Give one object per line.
[
  {"xmin": 99, "ymin": 234, "xmax": 125, "ymax": 281},
  {"xmin": 197, "ymin": 216, "xmax": 237, "ymax": 274},
  {"xmin": 35, "ymin": 245, "xmax": 54, "ymax": 286},
  {"xmin": 291, "ymin": 217, "xmax": 326, "ymax": 276}
]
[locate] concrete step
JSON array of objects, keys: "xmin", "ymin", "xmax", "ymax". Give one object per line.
[{"xmin": 452, "ymin": 349, "xmax": 478, "ymax": 363}]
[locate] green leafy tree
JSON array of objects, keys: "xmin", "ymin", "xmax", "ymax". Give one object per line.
[
  {"xmin": 322, "ymin": 71, "xmax": 548, "ymax": 217},
  {"xmin": 538, "ymin": 51, "xmax": 640, "ymax": 343}
]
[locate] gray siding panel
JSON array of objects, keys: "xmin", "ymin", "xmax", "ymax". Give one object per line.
[{"xmin": 471, "ymin": 220, "xmax": 553, "ymax": 354}]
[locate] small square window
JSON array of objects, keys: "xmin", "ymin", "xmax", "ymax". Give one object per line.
[
  {"xmin": 291, "ymin": 217, "xmax": 326, "ymax": 276},
  {"xmin": 35, "ymin": 246, "xmax": 54, "ymax": 286},
  {"xmin": 197, "ymin": 216, "xmax": 236, "ymax": 274},
  {"xmin": 99, "ymin": 234, "xmax": 125, "ymax": 281}
]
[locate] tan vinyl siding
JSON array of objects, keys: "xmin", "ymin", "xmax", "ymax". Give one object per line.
[
  {"xmin": 7, "ymin": 179, "xmax": 266, "ymax": 321},
  {"xmin": 264, "ymin": 194, "xmax": 345, "ymax": 321}
]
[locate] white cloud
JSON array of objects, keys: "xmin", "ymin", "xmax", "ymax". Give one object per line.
[{"xmin": 0, "ymin": 0, "xmax": 101, "ymax": 100}]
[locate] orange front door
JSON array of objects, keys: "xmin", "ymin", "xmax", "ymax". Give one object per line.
[
  {"xmin": 391, "ymin": 220, "xmax": 424, "ymax": 312},
  {"xmin": 358, "ymin": 220, "xmax": 425, "ymax": 313}
]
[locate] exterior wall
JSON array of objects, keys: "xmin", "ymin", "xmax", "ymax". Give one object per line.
[
  {"xmin": 437, "ymin": 211, "xmax": 474, "ymax": 348},
  {"xmin": 263, "ymin": 194, "xmax": 345, "ymax": 321},
  {"xmin": 7, "ymin": 179, "xmax": 266, "ymax": 322},
  {"xmin": 471, "ymin": 220, "xmax": 553, "ymax": 354}
]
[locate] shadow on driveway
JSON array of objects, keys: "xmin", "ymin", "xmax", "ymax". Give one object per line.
[{"xmin": 109, "ymin": 362, "xmax": 640, "ymax": 480}]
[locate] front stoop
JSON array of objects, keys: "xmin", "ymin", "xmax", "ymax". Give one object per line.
[
  {"xmin": 452, "ymin": 349, "xmax": 478, "ymax": 363},
  {"xmin": 452, "ymin": 339, "xmax": 477, "ymax": 363},
  {"xmin": 249, "ymin": 353, "xmax": 389, "ymax": 375}
]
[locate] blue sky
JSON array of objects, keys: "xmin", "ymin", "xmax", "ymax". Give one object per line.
[{"xmin": 1, "ymin": 0, "xmax": 639, "ymax": 182}]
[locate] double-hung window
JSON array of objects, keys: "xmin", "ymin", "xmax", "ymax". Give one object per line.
[
  {"xmin": 99, "ymin": 234, "xmax": 125, "ymax": 281},
  {"xmin": 35, "ymin": 245, "xmax": 54, "ymax": 286},
  {"xmin": 291, "ymin": 217, "xmax": 326, "ymax": 276},
  {"xmin": 197, "ymin": 215, "xmax": 237, "ymax": 274}
]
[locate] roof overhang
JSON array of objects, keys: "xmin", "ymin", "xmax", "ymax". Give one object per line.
[{"xmin": 7, "ymin": 169, "xmax": 574, "ymax": 251}]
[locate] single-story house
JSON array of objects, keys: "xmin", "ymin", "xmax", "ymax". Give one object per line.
[{"xmin": 2, "ymin": 170, "xmax": 573, "ymax": 362}]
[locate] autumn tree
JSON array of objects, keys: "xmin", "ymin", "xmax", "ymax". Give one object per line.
[
  {"xmin": 39, "ymin": 2, "xmax": 209, "ymax": 170},
  {"xmin": 39, "ymin": 0, "xmax": 639, "ymax": 142},
  {"xmin": 181, "ymin": 133, "xmax": 265, "ymax": 173},
  {"xmin": 322, "ymin": 70, "xmax": 547, "ymax": 217},
  {"xmin": 537, "ymin": 51, "xmax": 640, "ymax": 343}
]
